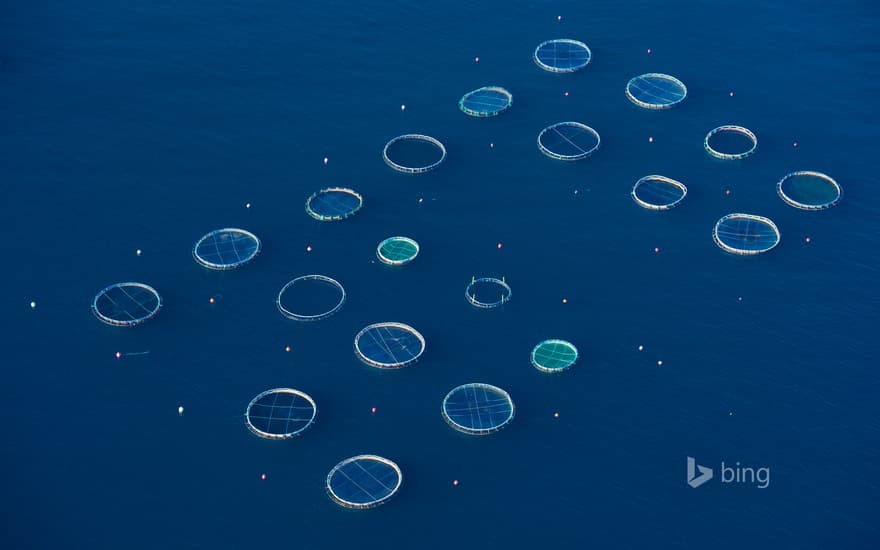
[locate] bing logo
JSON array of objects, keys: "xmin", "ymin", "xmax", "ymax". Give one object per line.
[{"xmin": 686, "ymin": 457, "xmax": 770, "ymax": 489}]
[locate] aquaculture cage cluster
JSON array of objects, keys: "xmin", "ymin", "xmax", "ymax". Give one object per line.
[{"xmin": 85, "ymin": 30, "xmax": 844, "ymax": 512}]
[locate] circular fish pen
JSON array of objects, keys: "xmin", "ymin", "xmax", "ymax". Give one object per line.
[
  {"xmin": 442, "ymin": 383, "xmax": 515, "ymax": 435},
  {"xmin": 354, "ymin": 322, "xmax": 425, "ymax": 369},
  {"xmin": 465, "ymin": 276, "xmax": 512, "ymax": 309},
  {"xmin": 704, "ymin": 126, "xmax": 757, "ymax": 160},
  {"xmin": 533, "ymin": 39, "xmax": 592, "ymax": 73},
  {"xmin": 92, "ymin": 282, "xmax": 162, "ymax": 326},
  {"xmin": 459, "ymin": 86, "xmax": 513, "ymax": 117},
  {"xmin": 245, "ymin": 388, "xmax": 317, "ymax": 440},
  {"xmin": 537, "ymin": 122, "xmax": 600, "ymax": 161},
  {"xmin": 192, "ymin": 228, "xmax": 261, "ymax": 270},
  {"xmin": 631, "ymin": 175, "xmax": 688, "ymax": 210},
  {"xmin": 326, "ymin": 455, "xmax": 402, "ymax": 509},
  {"xmin": 531, "ymin": 339, "xmax": 579, "ymax": 373},
  {"xmin": 777, "ymin": 171, "xmax": 842, "ymax": 210},
  {"xmin": 305, "ymin": 188, "xmax": 363, "ymax": 221},
  {"xmin": 713, "ymin": 214, "xmax": 780, "ymax": 255},
  {"xmin": 376, "ymin": 236, "xmax": 419, "ymax": 266},
  {"xmin": 382, "ymin": 134, "xmax": 446, "ymax": 174},
  {"xmin": 277, "ymin": 275, "xmax": 346, "ymax": 321},
  {"xmin": 625, "ymin": 73, "xmax": 687, "ymax": 109}
]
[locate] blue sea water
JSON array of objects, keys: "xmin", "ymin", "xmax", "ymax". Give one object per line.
[{"xmin": 3, "ymin": 1, "xmax": 879, "ymax": 548}]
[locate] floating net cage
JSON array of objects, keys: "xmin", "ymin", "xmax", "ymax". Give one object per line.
[
  {"xmin": 537, "ymin": 122, "xmax": 600, "ymax": 161},
  {"xmin": 631, "ymin": 175, "xmax": 688, "ymax": 210},
  {"xmin": 704, "ymin": 126, "xmax": 757, "ymax": 160},
  {"xmin": 245, "ymin": 388, "xmax": 317, "ymax": 440},
  {"xmin": 305, "ymin": 187, "xmax": 363, "ymax": 221},
  {"xmin": 459, "ymin": 86, "xmax": 513, "ymax": 117},
  {"xmin": 625, "ymin": 73, "xmax": 688, "ymax": 109},
  {"xmin": 713, "ymin": 213, "xmax": 780, "ymax": 255},
  {"xmin": 92, "ymin": 282, "xmax": 162, "ymax": 326},
  {"xmin": 277, "ymin": 275, "xmax": 346, "ymax": 321},
  {"xmin": 354, "ymin": 322, "xmax": 425, "ymax": 369},
  {"xmin": 533, "ymin": 39, "xmax": 592, "ymax": 73},
  {"xmin": 382, "ymin": 134, "xmax": 446, "ymax": 174},
  {"xmin": 192, "ymin": 228, "xmax": 261, "ymax": 270},
  {"xmin": 326, "ymin": 455, "xmax": 402, "ymax": 509},
  {"xmin": 376, "ymin": 236, "xmax": 420, "ymax": 266},
  {"xmin": 442, "ymin": 383, "xmax": 515, "ymax": 435},
  {"xmin": 777, "ymin": 171, "xmax": 842, "ymax": 210},
  {"xmin": 466, "ymin": 276, "xmax": 512, "ymax": 309},
  {"xmin": 531, "ymin": 339, "xmax": 579, "ymax": 373}
]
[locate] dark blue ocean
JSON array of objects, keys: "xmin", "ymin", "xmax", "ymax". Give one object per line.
[{"xmin": 4, "ymin": 1, "xmax": 878, "ymax": 548}]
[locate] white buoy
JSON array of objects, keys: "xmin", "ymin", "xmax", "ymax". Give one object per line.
[
  {"xmin": 323, "ymin": 157, "xmax": 328, "ymax": 165},
  {"xmin": 245, "ymin": 203, "xmax": 251, "ymax": 209},
  {"xmin": 178, "ymin": 406, "xmax": 184, "ymax": 415},
  {"xmin": 638, "ymin": 345, "xmax": 644, "ymax": 351},
  {"xmin": 400, "ymin": 104, "xmax": 406, "ymax": 111},
  {"xmin": 136, "ymin": 249, "xmax": 142, "ymax": 256},
  {"xmin": 30, "ymin": 301, "xmax": 36, "ymax": 309}
]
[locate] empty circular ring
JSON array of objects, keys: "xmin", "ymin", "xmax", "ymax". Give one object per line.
[
  {"xmin": 704, "ymin": 126, "xmax": 757, "ymax": 160},
  {"xmin": 382, "ymin": 134, "xmax": 447, "ymax": 174},
  {"xmin": 277, "ymin": 275, "xmax": 346, "ymax": 321}
]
